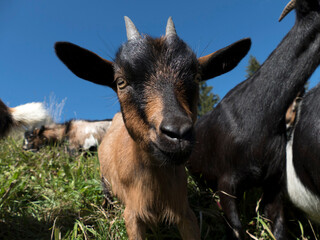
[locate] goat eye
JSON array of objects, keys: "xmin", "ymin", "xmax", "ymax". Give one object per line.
[
  {"xmin": 195, "ymin": 74, "xmax": 202, "ymax": 83},
  {"xmin": 116, "ymin": 78, "xmax": 128, "ymax": 89}
]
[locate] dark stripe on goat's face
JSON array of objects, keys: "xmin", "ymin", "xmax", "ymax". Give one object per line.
[{"xmin": 115, "ymin": 36, "xmax": 199, "ymax": 165}]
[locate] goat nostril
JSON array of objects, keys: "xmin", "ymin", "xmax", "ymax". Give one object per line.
[
  {"xmin": 160, "ymin": 121, "xmax": 193, "ymax": 140},
  {"xmin": 161, "ymin": 125, "xmax": 180, "ymax": 140}
]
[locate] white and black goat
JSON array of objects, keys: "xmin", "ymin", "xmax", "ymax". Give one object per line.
[
  {"xmin": 187, "ymin": 0, "xmax": 320, "ymax": 239},
  {"xmin": 0, "ymin": 99, "xmax": 50, "ymax": 138},
  {"xmin": 54, "ymin": 16, "xmax": 251, "ymax": 239},
  {"xmin": 23, "ymin": 119, "xmax": 112, "ymax": 153},
  {"xmin": 286, "ymin": 81, "xmax": 320, "ymax": 223}
]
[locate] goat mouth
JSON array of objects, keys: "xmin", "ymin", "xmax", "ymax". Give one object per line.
[{"xmin": 151, "ymin": 140, "xmax": 193, "ymax": 166}]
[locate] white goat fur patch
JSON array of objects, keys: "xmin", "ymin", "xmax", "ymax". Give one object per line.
[
  {"xmin": 85, "ymin": 126, "xmax": 98, "ymax": 134},
  {"xmin": 11, "ymin": 102, "xmax": 52, "ymax": 128},
  {"xmin": 286, "ymin": 136, "xmax": 320, "ymax": 223},
  {"xmin": 70, "ymin": 120, "xmax": 112, "ymax": 150},
  {"xmin": 83, "ymin": 134, "xmax": 99, "ymax": 150}
]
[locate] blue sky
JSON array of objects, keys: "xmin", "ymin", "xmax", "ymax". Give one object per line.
[{"xmin": 1, "ymin": 0, "xmax": 318, "ymax": 122}]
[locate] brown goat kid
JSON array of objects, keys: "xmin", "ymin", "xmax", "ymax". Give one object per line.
[{"xmin": 55, "ymin": 17, "xmax": 251, "ymax": 239}]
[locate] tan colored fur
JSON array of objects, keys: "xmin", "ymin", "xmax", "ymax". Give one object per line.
[
  {"xmin": 145, "ymin": 95, "xmax": 164, "ymax": 143},
  {"xmin": 42, "ymin": 124, "xmax": 65, "ymax": 141},
  {"xmin": 117, "ymin": 88, "xmax": 152, "ymax": 151},
  {"xmin": 286, "ymin": 101, "xmax": 296, "ymax": 128},
  {"xmin": 99, "ymin": 113, "xmax": 200, "ymax": 240}
]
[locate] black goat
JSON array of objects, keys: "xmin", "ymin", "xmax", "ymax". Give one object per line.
[
  {"xmin": 287, "ymin": 81, "xmax": 320, "ymax": 223},
  {"xmin": 187, "ymin": 0, "xmax": 320, "ymax": 239}
]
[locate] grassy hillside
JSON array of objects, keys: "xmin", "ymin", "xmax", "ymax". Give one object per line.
[{"xmin": 0, "ymin": 138, "xmax": 318, "ymax": 239}]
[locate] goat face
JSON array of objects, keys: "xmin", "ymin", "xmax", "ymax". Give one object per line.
[
  {"xmin": 54, "ymin": 17, "xmax": 251, "ymax": 166},
  {"xmin": 114, "ymin": 36, "xmax": 199, "ymax": 165},
  {"xmin": 23, "ymin": 127, "xmax": 48, "ymax": 152}
]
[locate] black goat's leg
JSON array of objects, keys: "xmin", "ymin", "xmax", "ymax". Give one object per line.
[
  {"xmin": 262, "ymin": 186, "xmax": 287, "ymax": 240},
  {"xmin": 218, "ymin": 177, "xmax": 245, "ymax": 240}
]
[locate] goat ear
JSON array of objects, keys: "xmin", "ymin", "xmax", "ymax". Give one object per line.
[
  {"xmin": 199, "ymin": 38, "xmax": 251, "ymax": 81},
  {"xmin": 54, "ymin": 42, "xmax": 116, "ymax": 91}
]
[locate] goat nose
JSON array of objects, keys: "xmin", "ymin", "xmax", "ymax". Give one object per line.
[{"xmin": 160, "ymin": 118, "xmax": 193, "ymax": 140}]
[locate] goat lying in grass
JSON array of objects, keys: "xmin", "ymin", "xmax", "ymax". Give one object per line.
[
  {"xmin": 0, "ymin": 99, "xmax": 51, "ymax": 138},
  {"xmin": 23, "ymin": 119, "xmax": 112, "ymax": 153},
  {"xmin": 54, "ymin": 16, "xmax": 251, "ymax": 239},
  {"xmin": 187, "ymin": 0, "xmax": 320, "ymax": 239}
]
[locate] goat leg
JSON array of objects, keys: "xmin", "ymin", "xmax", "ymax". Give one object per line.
[
  {"xmin": 177, "ymin": 206, "xmax": 201, "ymax": 240},
  {"xmin": 123, "ymin": 208, "xmax": 146, "ymax": 240},
  {"xmin": 101, "ymin": 176, "xmax": 115, "ymax": 208},
  {"xmin": 262, "ymin": 186, "xmax": 287, "ymax": 240},
  {"xmin": 218, "ymin": 177, "xmax": 245, "ymax": 240}
]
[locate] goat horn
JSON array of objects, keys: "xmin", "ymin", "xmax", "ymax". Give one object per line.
[
  {"xmin": 124, "ymin": 16, "xmax": 141, "ymax": 41},
  {"xmin": 165, "ymin": 17, "xmax": 177, "ymax": 37},
  {"xmin": 279, "ymin": 0, "xmax": 296, "ymax": 22}
]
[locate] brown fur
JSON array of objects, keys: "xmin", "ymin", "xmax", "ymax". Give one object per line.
[
  {"xmin": 43, "ymin": 125, "xmax": 65, "ymax": 141},
  {"xmin": 145, "ymin": 95, "xmax": 164, "ymax": 144},
  {"xmin": 286, "ymin": 100, "xmax": 297, "ymax": 127},
  {"xmin": 286, "ymin": 96, "xmax": 302, "ymax": 129}
]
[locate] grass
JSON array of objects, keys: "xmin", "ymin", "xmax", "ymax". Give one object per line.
[
  {"xmin": 0, "ymin": 137, "xmax": 319, "ymax": 239},
  {"xmin": 0, "ymin": 138, "xmax": 126, "ymax": 240}
]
